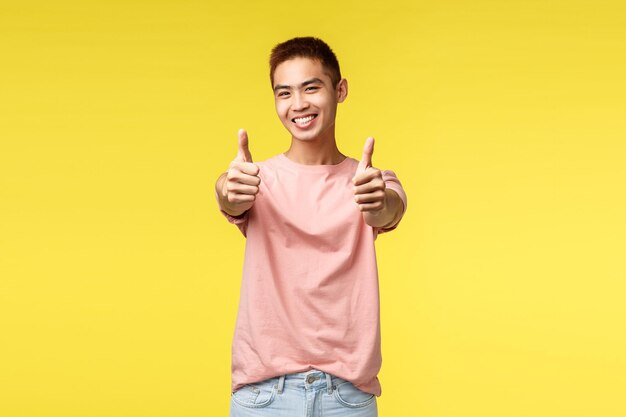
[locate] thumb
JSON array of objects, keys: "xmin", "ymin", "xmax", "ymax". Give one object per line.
[
  {"xmin": 235, "ymin": 128, "xmax": 253, "ymax": 163},
  {"xmin": 356, "ymin": 136, "xmax": 374, "ymax": 173}
]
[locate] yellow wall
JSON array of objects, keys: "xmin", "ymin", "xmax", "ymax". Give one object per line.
[{"xmin": 1, "ymin": 1, "xmax": 625, "ymax": 416}]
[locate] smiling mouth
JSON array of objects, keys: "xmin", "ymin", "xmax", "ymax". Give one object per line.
[{"xmin": 291, "ymin": 114, "xmax": 318, "ymax": 125}]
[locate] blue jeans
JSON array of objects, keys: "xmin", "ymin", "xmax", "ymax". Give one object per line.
[{"xmin": 229, "ymin": 369, "xmax": 378, "ymax": 416}]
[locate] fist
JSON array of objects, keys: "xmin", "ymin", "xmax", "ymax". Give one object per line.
[
  {"xmin": 222, "ymin": 128, "xmax": 261, "ymax": 212},
  {"xmin": 352, "ymin": 137, "xmax": 386, "ymax": 213}
]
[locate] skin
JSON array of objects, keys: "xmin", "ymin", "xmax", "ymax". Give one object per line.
[
  {"xmin": 272, "ymin": 56, "xmax": 346, "ymax": 165},
  {"xmin": 215, "ymin": 56, "xmax": 403, "ymax": 228}
]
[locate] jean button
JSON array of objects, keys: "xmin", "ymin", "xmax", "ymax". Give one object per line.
[{"xmin": 306, "ymin": 375, "xmax": 319, "ymax": 384}]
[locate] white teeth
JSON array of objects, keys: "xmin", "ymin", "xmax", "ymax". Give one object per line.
[{"xmin": 294, "ymin": 115, "xmax": 315, "ymax": 125}]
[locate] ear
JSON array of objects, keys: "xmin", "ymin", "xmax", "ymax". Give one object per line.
[{"xmin": 336, "ymin": 78, "xmax": 348, "ymax": 103}]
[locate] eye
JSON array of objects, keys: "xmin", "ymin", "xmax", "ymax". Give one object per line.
[
  {"xmin": 306, "ymin": 86, "xmax": 319, "ymax": 92},
  {"xmin": 277, "ymin": 91, "xmax": 290, "ymax": 97}
]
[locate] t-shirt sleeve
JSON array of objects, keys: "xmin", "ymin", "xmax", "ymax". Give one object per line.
[
  {"xmin": 215, "ymin": 190, "xmax": 249, "ymax": 237},
  {"xmin": 374, "ymin": 170, "xmax": 407, "ymax": 236}
]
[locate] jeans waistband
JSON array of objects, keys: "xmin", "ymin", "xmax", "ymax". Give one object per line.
[{"xmin": 276, "ymin": 369, "xmax": 345, "ymax": 395}]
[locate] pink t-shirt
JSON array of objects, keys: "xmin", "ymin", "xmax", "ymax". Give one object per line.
[{"xmin": 218, "ymin": 153, "xmax": 407, "ymax": 397}]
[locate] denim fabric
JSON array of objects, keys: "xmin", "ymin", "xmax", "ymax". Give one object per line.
[{"xmin": 230, "ymin": 369, "xmax": 378, "ymax": 417}]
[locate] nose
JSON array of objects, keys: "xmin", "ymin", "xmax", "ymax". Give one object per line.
[{"xmin": 291, "ymin": 92, "xmax": 309, "ymax": 111}]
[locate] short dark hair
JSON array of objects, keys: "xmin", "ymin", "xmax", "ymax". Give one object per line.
[{"xmin": 269, "ymin": 36, "xmax": 342, "ymax": 88}]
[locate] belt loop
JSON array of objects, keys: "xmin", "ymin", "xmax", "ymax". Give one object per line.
[
  {"xmin": 277, "ymin": 375, "xmax": 285, "ymax": 394},
  {"xmin": 326, "ymin": 372, "xmax": 333, "ymax": 395}
]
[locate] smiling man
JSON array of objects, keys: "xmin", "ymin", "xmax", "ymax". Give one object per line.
[{"xmin": 215, "ymin": 37, "xmax": 407, "ymax": 417}]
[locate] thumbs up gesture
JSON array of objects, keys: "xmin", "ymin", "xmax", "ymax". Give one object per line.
[
  {"xmin": 219, "ymin": 128, "xmax": 261, "ymax": 216},
  {"xmin": 352, "ymin": 136, "xmax": 387, "ymax": 214}
]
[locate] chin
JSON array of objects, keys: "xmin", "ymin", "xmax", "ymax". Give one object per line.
[
  {"xmin": 292, "ymin": 132, "xmax": 319, "ymax": 141},
  {"xmin": 283, "ymin": 126, "xmax": 315, "ymax": 141},
  {"xmin": 293, "ymin": 131, "xmax": 313, "ymax": 139}
]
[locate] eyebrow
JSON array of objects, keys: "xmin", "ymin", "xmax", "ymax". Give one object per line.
[{"xmin": 273, "ymin": 78, "xmax": 323, "ymax": 92}]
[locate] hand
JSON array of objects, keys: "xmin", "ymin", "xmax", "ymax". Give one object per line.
[
  {"xmin": 221, "ymin": 128, "xmax": 261, "ymax": 214},
  {"xmin": 352, "ymin": 137, "xmax": 386, "ymax": 213}
]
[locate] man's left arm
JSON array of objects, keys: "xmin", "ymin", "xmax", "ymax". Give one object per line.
[
  {"xmin": 353, "ymin": 169, "xmax": 406, "ymax": 229},
  {"xmin": 363, "ymin": 187, "xmax": 404, "ymax": 229},
  {"xmin": 352, "ymin": 137, "xmax": 407, "ymax": 231}
]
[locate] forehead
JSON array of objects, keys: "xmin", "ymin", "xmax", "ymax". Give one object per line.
[{"xmin": 273, "ymin": 57, "xmax": 333, "ymax": 87}]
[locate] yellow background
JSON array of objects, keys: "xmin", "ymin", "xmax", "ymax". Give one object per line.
[{"xmin": 1, "ymin": 1, "xmax": 625, "ymax": 416}]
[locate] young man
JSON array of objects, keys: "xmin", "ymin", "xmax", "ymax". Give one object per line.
[{"xmin": 215, "ymin": 37, "xmax": 407, "ymax": 417}]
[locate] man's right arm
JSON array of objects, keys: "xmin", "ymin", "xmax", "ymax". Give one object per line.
[
  {"xmin": 215, "ymin": 128, "xmax": 261, "ymax": 218},
  {"xmin": 215, "ymin": 170, "xmax": 257, "ymax": 217}
]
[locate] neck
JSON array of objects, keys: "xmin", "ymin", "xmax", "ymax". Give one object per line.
[{"xmin": 284, "ymin": 127, "xmax": 345, "ymax": 165}]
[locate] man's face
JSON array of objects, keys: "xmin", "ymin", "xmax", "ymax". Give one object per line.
[{"xmin": 272, "ymin": 57, "xmax": 347, "ymax": 142}]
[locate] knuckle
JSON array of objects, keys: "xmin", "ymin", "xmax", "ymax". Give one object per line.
[{"xmin": 242, "ymin": 161, "xmax": 258, "ymax": 173}]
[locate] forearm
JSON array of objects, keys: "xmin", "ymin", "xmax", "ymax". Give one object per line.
[{"xmin": 363, "ymin": 188, "xmax": 403, "ymax": 228}]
